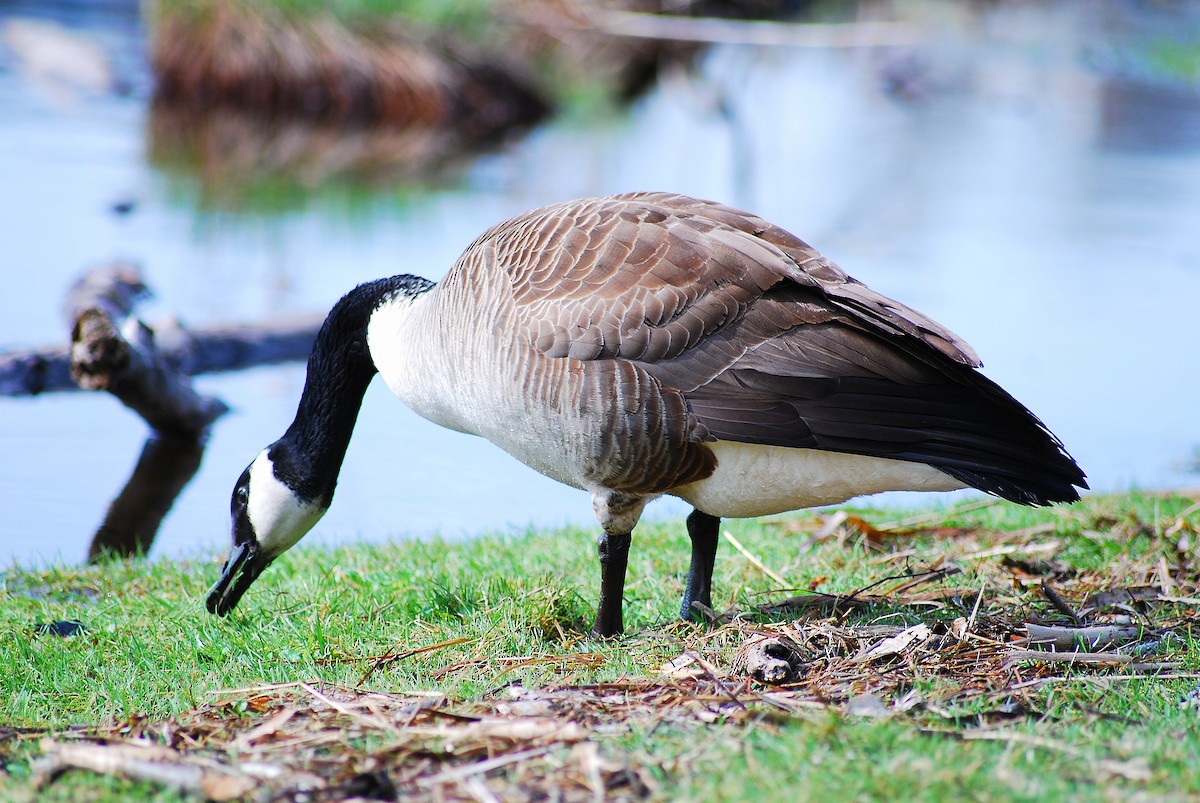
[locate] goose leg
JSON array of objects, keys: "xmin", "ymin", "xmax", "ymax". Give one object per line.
[
  {"xmin": 680, "ymin": 509, "xmax": 720, "ymax": 621},
  {"xmin": 589, "ymin": 491, "xmax": 646, "ymax": 638},
  {"xmin": 592, "ymin": 530, "xmax": 632, "ymax": 637}
]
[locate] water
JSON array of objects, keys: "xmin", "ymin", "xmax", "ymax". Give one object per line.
[{"xmin": 2, "ymin": 2, "xmax": 1199, "ymax": 567}]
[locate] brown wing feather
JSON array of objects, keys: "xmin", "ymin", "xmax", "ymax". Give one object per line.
[
  {"xmin": 466, "ymin": 193, "xmax": 1084, "ymax": 504},
  {"xmin": 482, "ymin": 192, "xmax": 979, "ymax": 368}
]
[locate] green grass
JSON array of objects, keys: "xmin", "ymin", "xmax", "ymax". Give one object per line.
[
  {"xmin": 154, "ymin": 0, "xmax": 498, "ymax": 34},
  {"xmin": 674, "ymin": 703, "xmax": 1200, "ymax": 802},
  {"xmin": 3, "ymin": 493, "xmax": 1199, "ymax": 800}
]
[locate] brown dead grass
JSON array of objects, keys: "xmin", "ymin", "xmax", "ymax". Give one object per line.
[
  {"xmin": 27, "ymin": 511, "xmax": 1199, "ymax": 800},
  {"xmin": 27, "ymin": 622, "xmax": 1195, "ymax": 801},
  {"xmin": 149, "ymin": 0, "xmax": 548, "ymax": 134},
  {"xmin": 18, "ymin": 495, "xmax": 1200, "ymax": 799}
]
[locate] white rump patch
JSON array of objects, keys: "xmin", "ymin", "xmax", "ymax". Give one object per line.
[
  {"xmin": 248, "ymin": 450, "xmax": 327, "ymax": 558},
  {"xmin": 672, "ymin": 442, "xmax": 967, "ymax": 518}
]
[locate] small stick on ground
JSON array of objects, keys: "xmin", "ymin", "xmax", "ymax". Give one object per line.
[
  {"xmin": 1042, "ymin": 581, "xmax": 1084, "ymax": 625},
  {"xmin": 965, "ymin": 581, "xmax": 987, "ymax": 634},
  {"xmin": 1024, "ymin": 624, "xmax": 1142, "ymax": 651},
  {"xmin": 724, "ymin": 532, "xmax": 788, "ymax": 587},
  {"xmin": 358, "ymin": 637, "xmax": 472, "ymax": 686}
]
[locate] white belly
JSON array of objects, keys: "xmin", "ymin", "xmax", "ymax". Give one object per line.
[{"xmin": 671, "ymin": 441, "xmax": 967, "ymax": 518}]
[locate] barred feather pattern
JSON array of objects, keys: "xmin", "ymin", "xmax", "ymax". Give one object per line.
[{"xmin": 389, "ymin": 192, "xmax": 1084, "ymax": 506}]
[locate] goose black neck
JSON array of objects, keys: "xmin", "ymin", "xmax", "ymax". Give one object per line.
[{"xmin": 269, "ymin": 275, "xmax": 434, "ymax": 505}]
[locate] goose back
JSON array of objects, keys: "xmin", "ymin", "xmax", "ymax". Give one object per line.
[{"xmin": 375, "ymin": 192, "xmax": 1084, "ymax": 508}]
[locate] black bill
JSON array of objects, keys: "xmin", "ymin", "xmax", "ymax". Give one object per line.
[{"xmin": 206, "ymin": 541, "xmax": 267, "ymax": 616}]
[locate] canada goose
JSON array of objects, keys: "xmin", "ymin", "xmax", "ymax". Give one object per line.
[{"xmin": 207, "ymin": 192, "xmax": 1086, "ymax": 635}]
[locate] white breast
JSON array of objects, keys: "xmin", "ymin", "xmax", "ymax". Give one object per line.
[
  {"xmin": 367, "ymin": 289, "xmax": 578, "ymax": 484},
  {"xmin": 367, "ymin": 293, "xmax": 476, "ymax": 434},
  {"xmin": 671, "ymin": 441, "xmax": 967, "ymax": 518}
]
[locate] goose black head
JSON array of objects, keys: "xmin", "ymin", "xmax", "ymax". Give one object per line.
[{"xmin": 206, "ymin": 449, "xmax": 328, "ymax": 616}]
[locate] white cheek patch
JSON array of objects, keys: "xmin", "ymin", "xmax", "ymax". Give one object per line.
[{"xmin": 248, "ymin": 451, "xmax": 327, "ymax": 558}]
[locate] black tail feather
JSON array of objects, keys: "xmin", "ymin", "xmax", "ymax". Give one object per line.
[{"xmin": 688, "ymin": 370, "xmax": 1088, "ymax": 507}]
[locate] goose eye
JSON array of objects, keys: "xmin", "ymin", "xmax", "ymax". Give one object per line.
[{"xmin": 231, "ymin": 468, "xmax": 252, "ymax": 515}]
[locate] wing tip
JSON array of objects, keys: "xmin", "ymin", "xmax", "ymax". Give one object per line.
[{"xmin": 940, "ymin": 461, "xmax": 1089, "ymax": 507}]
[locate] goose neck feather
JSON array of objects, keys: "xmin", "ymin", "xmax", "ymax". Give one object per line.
[
  {"xmin": 365, "ymin": 282, "xmax": 481, "ymax": 435},
  {"xmin": 273, "ymin": 275, "xmax": 432, "ymax": 505}
]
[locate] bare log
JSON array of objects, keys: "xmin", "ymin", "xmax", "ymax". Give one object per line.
[
  {"xmin": 0, "ymin": 316, "xmax": 322, "ymax": 397},
  {"xmin": 56, "ymin": 265, "xmax": 229, "ymax": 559},
  {"xmin": 0, "ymin": 346, "xmax": 73, "ymax": 396},
  {"xmin": 1, "ymin": 264, "xmax": 327, "ymax": 560},
  {"xmin": 0, "ymin": 265, "xmax": 322, "ymax": 400},
  {"xmin": 552, "ymin": 11, "xmax": 923, "ymax": 49},
  {"xmin": 0, "ymin": 265, "xmax": 330, "ymax": 560},
  {"xmin": 63, "ymin": 263, "xmax": 232, "ymax": 435},
  {"xmin": 69, "ymin": 305, "xmax": 230, "ymax": 436}
]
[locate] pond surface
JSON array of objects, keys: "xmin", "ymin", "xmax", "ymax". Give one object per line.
[{"xmin": 2, "ymin": 1, "xmax": 1199, "ymax": 567}]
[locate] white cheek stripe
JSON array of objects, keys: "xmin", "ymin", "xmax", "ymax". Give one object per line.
[{"xmin": 248, "ymin": 451, "xmax": 327, "ymax": 557}]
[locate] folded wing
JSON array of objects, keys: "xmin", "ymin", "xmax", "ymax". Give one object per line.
[{"xmin": 480, "ymin": 192, "xmax": 1086, "ymax": 504}]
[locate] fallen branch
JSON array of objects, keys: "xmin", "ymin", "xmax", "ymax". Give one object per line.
[
  {"xmin": 66, "ymin": 264, "xmax": 227, "ymax": 435},
  {"xmin": 565, "ymin": 11, "xmax": 923, "ymax": 49},
  {"xmin": 1006, "ymin": 647, "xmax": 1132, "ymax": 665},
  {"xmin": 1041, "ymin": 581, "xmax": 1084, "ymax": 625},
  {"xmin": 31, "ymin": 739, "xmax": 257, "ymax": 801},
  {"xmin": 12, "ymin": 264, "xmax": 311, "ymax": 559},
  {"xmin": 1023, "ymin": 624, "xmax": 1143, "ymax": 651},
  {"xmin": 1, "ymin": 274, "xmax": 322, "ymax": 399},
  {"xmin": 1, "ymin": 318, "xmax": 321, "ymax": 396},
  {"xmin": 1006, "ymin": 648, "xmax": 1178, "ymax": 673}
]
